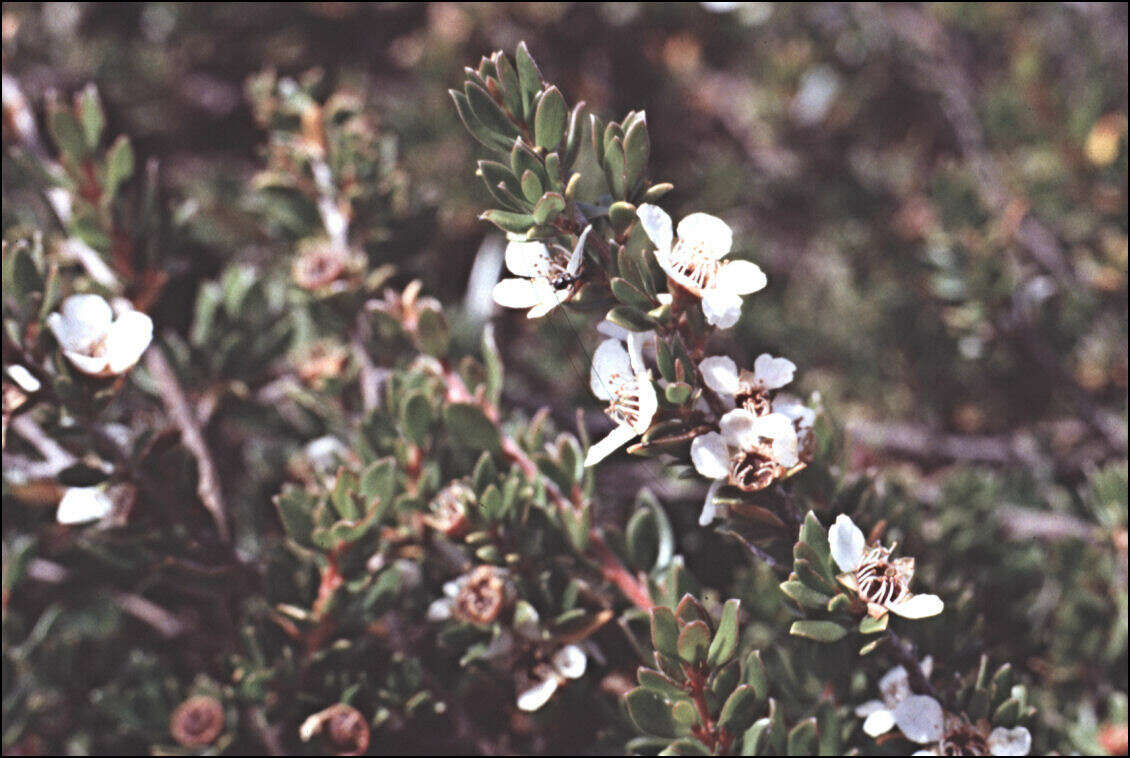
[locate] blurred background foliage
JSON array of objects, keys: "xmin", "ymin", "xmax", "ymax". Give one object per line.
[{"xmin": 2, "ymin": 2, "xmax": 1126, "ymax": 755}]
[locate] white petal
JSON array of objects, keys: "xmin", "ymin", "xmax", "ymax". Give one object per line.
[
  {"xmin": 893, "ymin": 695, "xmax": 945, "ymax": 745},
  {"xmin": 988, "ymin": 726, "xmax": 1031, "ymax": 756},
  {"xmin": 878, "ymin": 665, "xmax": 911, "ymax": 706},
  {"xmin": 912, "ymin": 751, "xmax": 940, "ymax": 756},
  {"xmin": 701, "ymin": 287, "xmax": 743, "ymax": 328},
  {"xmin": 505, "ymin": 240, "xmax": 551, "ymax": 278},
  {"xmin": 719, "ymin": 408, "xmax": 759, "ymax": 449},
  {"xmin": 751, "ymin": 412, "xmax": 799, "ymax": 467},
  {"xmin": 863, "ymin": 708, "xmax": 897, "ymax": 737},
  {"xmin": 56, "ymin": 487, "xmax": 113, "ymax": 525},
  {"xmin": 63, "ymin": 350, "xmax": 111, "ymax": 376},
  {"xmin": 567, "ymin": 225, "xmax": 592, "ymax": 276},
  {"xmin": 753, "ymin": 354, "xmax": 796, "ymax": 390},
  {"xmin": 721, "ymin": 259, "xmax": 767, "ymax": 295},
  {"xmin": 50, "ymin": 293, "xmax": 113, "ymax": 352},
  {"xmin": 517, "ymin": 676, "xmax": 560, "ymax": 712},
  {"xmin": 773, "ymin": 395, "xmax": 816, "ymax": 429},
  {"xmin": 676, "ymin": 213, "xmax": 732, "ymax": 257},
  {"xmin": 6, "ymin": 365, "xmax": 41, "ymax": 392},
  {"xmin": 699, "ymin": 356, "xmax": 740, "ymax": 396},
  {"xmin": 552, "ymin": 645, "xmax": 587, "ymax": 679},
  {"xmin": 829, "ymin": 514, "xmax": 865, "ymax": 572},
  {"xmin": 583, "ymin": 424, "xmax": 638, "ymax": 467},
  {"xmin": 633, "ymin": 375, "xmax": 659, "ymax": 433},
  {"xmin": 636, "ymin": 203, "xmax": 673, "ymax": 254},
  {"xmin": 526, "ymin": 278, "xmax": 568, "ymax": 318},
  {"xmin": 690, "ymin": 432, "xmax": 730, "ymax": 480},
  {"xmin": 104, "ymin": 311, "xmax": 153, "ymax": 374},
  {"xmin": 589, "ymin": 339, "xmax": 632, "ymax": 401},
  {"xmin": 596, "ymin": 319, "xmax": 630, "ymax": 342},
  {"xmin": 855, "ymin": 699, "xmax": 886, "ymax": 718},
  {"xmin": 698, "ymin": 479, "xmax": 724, "ymax": 526},
  {"xmin": 426, "ymin": 597, "xmax": 453, "ymax": 621},
  {"xmin": 888, "ymin": 594, "xmax": 944, "ymax": 619},
  {"xmin": 492, "ymin": 278, "xmax": 542, "ymax": 309}
]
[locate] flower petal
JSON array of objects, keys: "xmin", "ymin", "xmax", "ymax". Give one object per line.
[
  {"xmin": 698, "ymin": 479, "xmax": 725, "ymax": 526},
  {"xmin": 719, "ymin": 408, "xmax": 759, "ymax": 449},
  {"xmin": 855, "ymin": 699, "xmax": 886, "ymax": 718},
  {"xmin": 517, "ymin": 676, "xmax": 560, "ymax": 712},
  {"xmin": 636, "ymin": 203, "xmax": 673, "ymax": 254},
  {"xmin": 633, "ymin": 374, "xmax": 659, "ymax": 433},
  {"xmin": 590, "ymin": 339, "xmax": 632, "ymax": 401},
  {"xmin": 893, "ymin": 695, "xmax": 945, "ymax": 745},
  {"xmin": 722, "ymin": 259, "xmax": 767, "ymax": 295},
  {"xmin": 751, "ymin": 412, "xmax": 799, "ymax": 466},
  {"xmin": 701, "ymin": 287, "xmax": 743, "ymax": 328},
  {"xmin": 426, "ymin": 597, "xmax": 453, "ymax": 622},
  {"xmin": 878, "ymin": 665, "xmax": 911, "ymax": 706},
  {"xmin": 52, "ymin": 293, "xmax": 113, "ymax": 352},
  {"xmin": 753, "ymin": 353, "xmax": 796, "ymax": 390},
  {"xmin": 699, "ymin": 355, "xmax": 741, "ymax": 396},
  {"xmin": 552, "ymin": 645, "xmax": 587, "ymax": 679},
  {"xmin": 63, "ymin": 350, "xmax": 111, "ymax": 376},
  {"xmin": 526, "ymin": 278, "xmax": 568, "ymax": 318},
  {"xmin": 583, "ymin": 423, "xmax": 638, "ymax": 467},
  {"xmin": 676, "ymin": 213, "xmax": 732, "ymax": 257},
  {"xmin": 691, "ymin": 432, "xmax": 731, "ymax": 480},
  {"xmin": 493, "ymin": 278, "xmax": 542, "ymax": 309},
  {"xmin": 988, "ymin": 726, "xmax": 1032, "ymax": 756},
  {"xmin": 567, "ymin": 225, "xmax": 592, "ymax": 276},
  {"xmin": 829, "ymin": 514, "xmax": 865, "ymax": 572},
  {"xmin": 863, "ymin": 708, "xmax": 897, "ymax": 737},
  {"xmin": 104, "ymin": 310, "xmax": 153, "ymax": 374},
  {"xmin": 504, "ymin": 240, "xmax": 551, "ymax": 278},
  {"xmin": 888, "ymin": 594, "xmax": 944, "ymax": 619},
  {"xmin": 56, "ymin": 487, "xmax": 113, "ymax": 525}
]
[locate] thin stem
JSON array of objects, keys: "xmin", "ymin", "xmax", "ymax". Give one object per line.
[{"xmin": 886, "ymin": 629, "xmax": 941, "ymax": 702}]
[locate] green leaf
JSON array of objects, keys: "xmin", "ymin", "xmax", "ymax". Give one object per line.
[
  {"xmin": 103, "ymin": 135, "xmax": 134, "ymax": 201},
  {"xmin": 718, "ymin": 685, "xmax": 758, "ymax": 734},
  {"xmin": 993, "ymin": 698, "xmax": 1021, "ymax": 728},
  {"xmin": 786, "ymin": 717, "xmax": 818, "ymax": 756},
  {"xmin": 514, "ymin": 42, "xmax": 544, "ymax": 98},
  {"xmin": 77, "ymin": 84, "xmax": 105, "ymax": 149},
  {"xmin": 450, "ymin": 90, "xmax": 510, "ymax": 152},
  {"xmin": 520, "ymin": 170, "xmax": 543, "ymax": 203},
  {"xmin": 274, "ymin": 485, "xmax": 316, "ymax": 544},
  {"xmin": 443, "ymin": 402, "xmax": 501, "ymax": 453},
  {"xmin": 625, "ymin": 687, "xmax": 679, "ymax": 739},
  {"xmin": 532, "ymin": 192, "xmax": 565, "ymax": 225},
  {"xmin": 650, "ymin": 606, "xmax": 680, "ymax": 658},
  {"xmin": 799, "ymin": 511, "xmax": 831, "ymax": 569},
  {"xmin": 399, "ymin": 391, "xmax": 433, "ymax": 445},
  {"xmin": 677, "ymin": 620, "xmax": 710, "ymax": 666},
  {"xmin": 359, "ymin": 457, "xmax": 397, "ymax": 508},
  {"xmin": 492, "ymin": 51, "xmax": 523, "ymax": 118},
  {"xmin": 627, "ymin": 507, "xmax": 660, "ymax": 571},
  {"xmin": 779, "ymin": 580, "xmax": 831, "ymax": 610},
  {"xmin": 611, "ymin": 277, "xmax": 654, "ymax": 310},
  {"xmin": 743, "ymin": 650, "xmax": 769, "ymax": 702},
  {"xmin": 664, "ymin": 382, "xmax": 693, "ymax": 406},
  {"xmin": 605, "ymin": 305, "xmax": 654, "ymax": 332},
  {"xmin": 706, "ymin": 599, "xmax": 741, "ymax": 667},
  {"xmin": 48, "ymin": 104, "xmax": 86, "ymax": 162},
  {"xmin": 858, "ymin": 614, "xmax": 889, "ymax": 635},
  {"xmin": 534, "ymin": 86, "xmax": 567, "ymax": 150},
  {"xmin": 638, "ymin": 667, "xmax": 688, "ymax": 700},
  {"xmin": 480, "ymin": 209, "xmax": 535, "ymax": 234},
  {"xmin": 465, "ymin": 81, "xmax": 518, "ymax": 137},
  {"xmin": 622, "ymin": 114, "xmax": 650, "ymax": 194},
  {"xmin": 789, "ymin": 620, "xmax": 847, "ymax": 643}
]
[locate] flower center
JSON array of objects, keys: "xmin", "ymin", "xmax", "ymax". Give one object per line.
[
  {"xmin": 854, "ymin": 549, "xmax": 909, "ymax": 607},
  {"xmin": 735, "ymin": 389, "xmax": 772, "ymax": 417},
  {"xmin": 455, "ymin": 567, "xmax": 507, "ymax": 624},
  {"xmin": 939, "ymin": 722, "xmax": 990, "ymax": 756},
  {"xmin": 669, "ymin": 238, "xmax": 721, "ymax": 291},
  {"xmin": 605, "ymin": 374, "xmax": 645, "ymax": 429},
  {"xmin": 728, "ymin": 450, "xmax": 778, "ymax": 492},
  {"xmin": 537, "ymin": 249, "xmax": 582, "ymax": 290}
]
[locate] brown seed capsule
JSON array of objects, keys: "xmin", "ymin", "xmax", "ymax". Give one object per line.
[
  {"xmin": 297, "ymin": 341, "xmax": 350, "ymax": 388},
  {"xmin": 170, "ymin": 695, "xmax": 225, "ymax": 748},
  {"xmin": 727, "ymin": 449, "xmax": 779, "ymax": 492},
  {"xmin": 300, "ymin": 704, "xmax": 370, "ymax": 756},
  {"xmin": 938, "ymin": 715, "xmax": 990, "ymax": 757},
  {"xmin": 423, "ymin": 481, "xmax": 473, "ymax": 538},
  {"xmin": 292, "ymin": 241, "xmax": 350, "ymax": 291},
  {"xmin": 454, "ymin": 565, "xmax": 511, "ymax": 625}
]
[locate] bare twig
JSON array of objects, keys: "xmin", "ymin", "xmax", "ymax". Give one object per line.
[
  {"xmin": 144, "ymin": 348, "xmax": 230, "ymax": 541},
  {"xmin": 9, "ymin": 415, "xmax": 77, "ymax": 475}
]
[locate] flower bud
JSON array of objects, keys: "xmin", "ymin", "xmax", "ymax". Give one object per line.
[{"xmin": 170, "ymin": 695, "xmax": 225, "ymax": 748}]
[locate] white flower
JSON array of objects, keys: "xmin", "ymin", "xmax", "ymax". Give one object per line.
[
  {"xmin": 855, "ymin": 658, "xmax": 934, "ymax": 737},
  {"xmin": 516, "ymin": 644, "xmax": 587, "ymax": 712},
  {"xmin": 829, "ymin": 514, "xmax": 944, "ymax": 620},
  {"xmin": 6, "ymin": 365, "xmax": 41, "ymax": 393},
  {"xmin": 690, "ymin": 408, "xmax": 799, "ymax": 524},
  {"xmin": 47, "ymin": 294, "xmax": 153, "ymax": 378},
  {"xmin": 583, "ymin": 336, "xmax": 658, "ymax": 467},
  {"xmin": 304, "ymin": 436, "xmax": 351, "ymax": 477},
  {"xmin": 56, "ymin": 486, "xmax": 113, "ymax": 525},
  {"xmin": 636, "ymin": 204, "xmax": 766, "ymax": 328},
  {"xmin": 492, "ymin": 226, "xmax": 592, "ymax": 318},
  {"xmin": 699, "ymin": 353, "xmax": 796, "ymax": 411},
  {"xmin": 893, "ymin": 695, "xmax": 1031, "ymax": 756}
]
